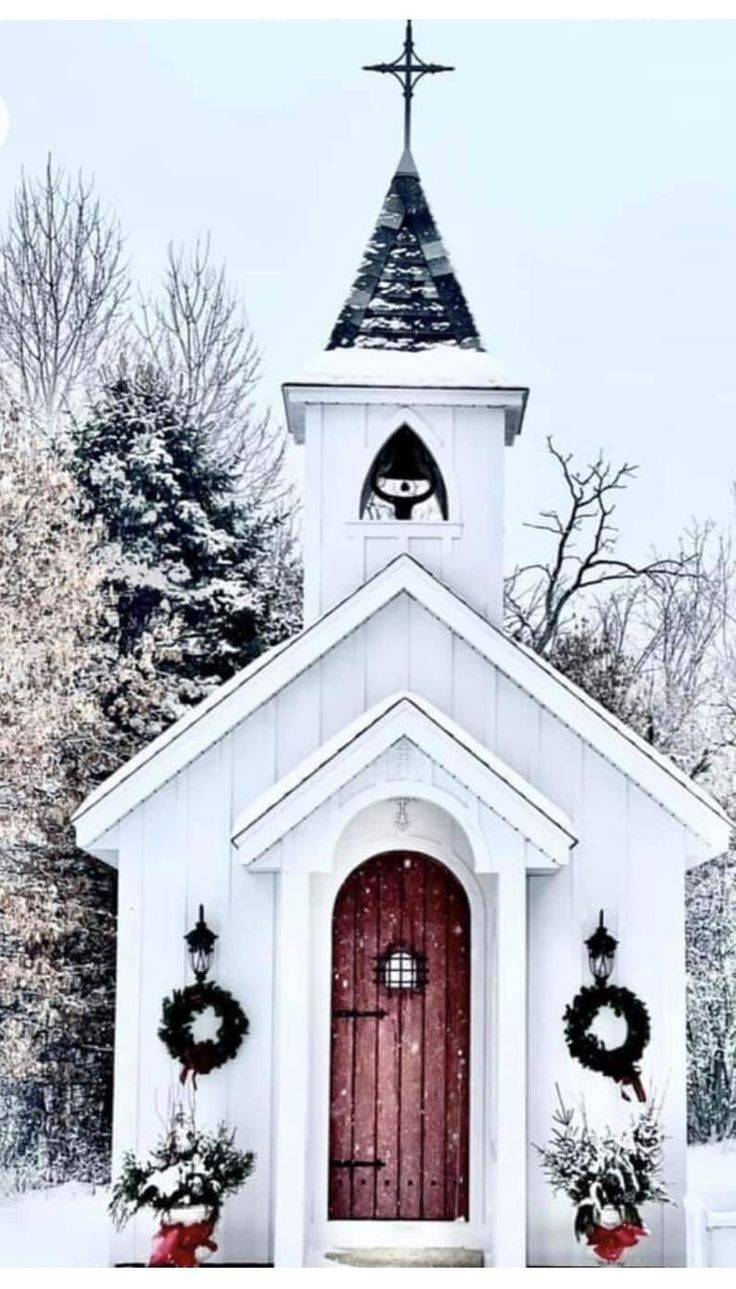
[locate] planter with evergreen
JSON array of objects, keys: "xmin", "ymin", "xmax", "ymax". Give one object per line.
[
  {"xmin": 110, "ymin": 1106, "xmax": 254, "ymax": 1267},
  {"xmin": 535, "ymin": 1088, "xmax": 670, "ymax": 1264}
]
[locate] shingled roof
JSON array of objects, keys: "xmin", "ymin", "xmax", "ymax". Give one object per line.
[{"xmin": 327, "ymin": 149, "xmax": 484, "ymax": 352}]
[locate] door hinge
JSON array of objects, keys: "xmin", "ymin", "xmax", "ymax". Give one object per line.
[
  {"xmin": 330, "ymin": 1158, "xmax": 386, "ymax": 1169},
  {"xmin": 333, "ymin": 1008, "xmax": 388, "ymax": 1020}
]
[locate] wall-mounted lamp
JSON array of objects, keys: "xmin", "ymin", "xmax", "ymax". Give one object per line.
[
  {"xmin": 185, "ymin": 904, "xmax": 218, "ymax": 983},
  {"xmin": 585, "ymin": 909, "xmax": 618, "ymax": 986}
]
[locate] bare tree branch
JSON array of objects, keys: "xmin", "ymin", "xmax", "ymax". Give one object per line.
[
  {"xmin": 504, "ymin": 437, "xmax": 687, "ymax": 655},
  {"xmin": 547, "ymin": 519, "xmax": 736, "ymax": 797},
  {"xmin": 138, "ymin": 235, "xmax": 288, "ymax": 510},
  {"xmin": 0, "ymin": 156, "xmax": 128, "ymax": 425}
]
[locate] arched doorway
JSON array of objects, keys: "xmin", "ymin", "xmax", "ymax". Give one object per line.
[{"xmin": 328, "ymin": 850, "xmax": 471, "ymax": 1222}]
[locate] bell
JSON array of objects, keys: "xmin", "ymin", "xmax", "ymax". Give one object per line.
[
  {"xmin": 378, "ymin": 427, "xmax": 430, "ymax": 482},
  {"xmin": 371, "ymin": 426, "xmax": 437, "ymax": 520}
]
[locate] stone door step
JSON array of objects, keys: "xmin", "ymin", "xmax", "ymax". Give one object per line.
[{"xmin": 325, "ymin": 1248, "xmax": 483, "ymax": 1268}]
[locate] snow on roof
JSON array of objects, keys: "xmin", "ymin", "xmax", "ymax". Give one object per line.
[
  {"xmin": 285, "ymin": 345, "xmax": 515, "ymax": 391},
  {"xmin": 282, "ymin": 346, "xmax": 528, "ymax": 443}
]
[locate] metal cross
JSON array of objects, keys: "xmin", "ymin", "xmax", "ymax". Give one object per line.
[{"xmin": 363, "ymin": 19, "xmax": 454, "ymax": 153}]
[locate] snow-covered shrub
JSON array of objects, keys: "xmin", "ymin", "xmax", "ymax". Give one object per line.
[
  {"xmin": 535, "ymin": 1088, "xmax": 670, "ymax": 1241},
  {"xmin": 110, "ymin": 1109, "xmax": 254, "ymax": 1229}
]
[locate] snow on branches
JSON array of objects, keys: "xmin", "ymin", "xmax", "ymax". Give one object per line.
[
  {"xmin": 71, "ymin": 361, "xmax": 301, "ymax": 715},
  {"xmin": 0, "ymin": 416, "xmax": 104, "ymax": 843},
  {"xmin": 110, "ymin": 1105, "xmax": 254, "ymax": 1231},
  {"xmin": 687, "ymin": 854, "xmax": 736, "ymax": 1143},
  {"xmin": 535, "ymin": 1087, "xmax": 670, "ymax": 1241}
]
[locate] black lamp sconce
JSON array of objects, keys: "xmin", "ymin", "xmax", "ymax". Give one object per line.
[
  {"xmin": 185, "ymin": 904, "xmax": 218, "ymax": 982},
  {"xmin": 585, "ymin": 909, "xmax": 618, "ymax": 986}
]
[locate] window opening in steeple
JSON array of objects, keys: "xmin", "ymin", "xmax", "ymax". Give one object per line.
[{"xmin": 359, "ymin": 425, "xmax": 448, "ymax": 521}]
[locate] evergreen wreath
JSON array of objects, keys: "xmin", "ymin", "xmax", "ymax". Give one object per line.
[
  {"xmin": 563, "ymin": 984, "xmax": 650, "ymax": 1102},
  {"xmin": 159, "ymin": 982, "xmax": 249, "ymax": 1082}
]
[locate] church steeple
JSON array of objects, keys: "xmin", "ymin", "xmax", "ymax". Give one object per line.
[
  {"xmin": 284, "ymin": 19, "xmax": 527, "ymax": 628},
  {"xmin": 328, "ymin": 21, "xmax": 481, "ymax": 354},
  {"xmin": 327, "ymin": 152, "xmax": 484, "ymax": 353}
]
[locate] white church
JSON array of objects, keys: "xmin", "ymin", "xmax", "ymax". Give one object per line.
[{"xmin": 74, "ymin": 23, "xmax": 729, "ymax": 1269}]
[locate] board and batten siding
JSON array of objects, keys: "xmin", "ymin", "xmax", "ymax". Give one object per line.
[
  {"xmin": 111, "ymin": 740, "xmax": 276, "ymax": 1268},
  {"xmin": 302, "ymin": 400, "xmax": 507, "ymax": 627},
  {"xmin": 112, "ymin": 591, "xmax": 690, "ymax": 1266},
  {"xmin": 527, "ymin": 765, "xmax": 688, "ymax": 1267}
]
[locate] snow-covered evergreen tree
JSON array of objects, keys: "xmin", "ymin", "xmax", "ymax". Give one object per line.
[
  {"xmin": 71, "ymin": 362, "xmax": 301, "ymax": 722},
  {"xmin": 0, "ymin": 412, "xmax": 117, "ymax": 1189},
  {"xmin": 0, "ymin": 416, "xmax": 103, "ymax": 842}
]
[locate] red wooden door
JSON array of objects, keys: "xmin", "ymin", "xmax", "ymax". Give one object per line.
[{"xmin": 328, "ymin": 851, "xmax": 471, "ymax": 1221}]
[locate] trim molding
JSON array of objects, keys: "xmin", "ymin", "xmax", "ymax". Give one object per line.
[
  {"xmin": 231, "ymin": 692, "xmax": 576, "ymax": 869},
  {"xmin": 73, "ymin": 554, "xmax": 730, "ymax": 859}
]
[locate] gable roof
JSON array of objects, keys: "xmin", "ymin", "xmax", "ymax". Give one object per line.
[
  {"xmin": 232, "ymin": 692, "xmax": 577, "ymax": 870},
  {"xmin": 73, "ymin": 555, "xmax": 731, "ymax": 860},
  {"xmin": 327, "ymin": 149, "xmax": 483, "ymax": 353}
]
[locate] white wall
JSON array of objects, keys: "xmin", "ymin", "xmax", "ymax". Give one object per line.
[
  {"xmin": 527, "ymin": 783, "xmax": 687, "ymax": 1267},
  {"xmin": 302, "ymin": 399, "xmax": 507, "ymax": 626},
  {"xmin": 111, "ymin": 747, "xmax": 276, "ymax": 1267},
  {"xmin": 111, "ymin": 592, "xmax": 690, "ymax": 1266}
]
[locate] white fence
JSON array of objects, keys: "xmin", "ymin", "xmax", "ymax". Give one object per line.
[{"xmin": 687, "ymin": 1194, "xmax": 736, "ymax": 1267}]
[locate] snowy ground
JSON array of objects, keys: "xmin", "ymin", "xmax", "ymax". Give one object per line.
[
  {"xmin": 689, "ymin": 1140, "xmax": 736, "ymax": 1204},
  {"xmin": 0, "ymin": 1149, "xmax": 733, "ymax": 1268},
  {"xmin": 688, "ymin": 1142, "xmax": 736, "ymax": 1267},
  {"xmin": 0, "ymin": 1182, "xmax": 110, "ymax": 1267}
]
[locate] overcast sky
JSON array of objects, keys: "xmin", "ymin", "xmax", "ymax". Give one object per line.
[{"xmin": 0, "ymin": 18, "xmax": 734, "ymax": 568}]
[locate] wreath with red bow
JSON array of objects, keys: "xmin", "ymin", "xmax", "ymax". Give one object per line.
[
  {"xmin": 159, "ymin": 982, "xmax": 249, "ymax": 1083},
  {"xmin": 563, "ymin": 984, "xmax": 650, "ymax": 1102}
]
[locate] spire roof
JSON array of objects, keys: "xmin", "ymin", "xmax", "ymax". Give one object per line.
[{"xmin": 327, "ymin": 151, "xmax": 484, "ymax": 353}]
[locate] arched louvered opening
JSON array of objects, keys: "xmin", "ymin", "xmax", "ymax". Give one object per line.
[{"xmin": 360, "ymin": 425, "xmax": 448, "ymax": 522}]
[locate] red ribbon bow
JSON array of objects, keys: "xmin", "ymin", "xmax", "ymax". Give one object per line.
[
  {"xmin": 618, "ymin": 1067, "xmax": 647, "ymax": 1103},
  {"xmin": 586, "ymin": 1221, "xmax": 647, "ymax": 1263}
]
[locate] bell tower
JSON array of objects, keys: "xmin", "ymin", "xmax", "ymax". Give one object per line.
[{"xmin": 283, "ymin": 23, "xmax": 527, "ymax": 627}]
